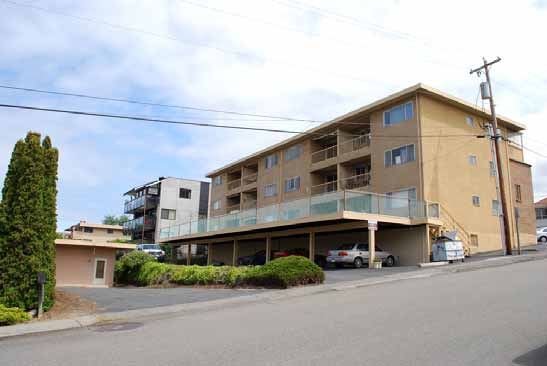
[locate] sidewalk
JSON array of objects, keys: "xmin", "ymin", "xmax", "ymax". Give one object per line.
[{"xmin": 2, "ymin": 248, "xmax": 546, "ymax": 339}]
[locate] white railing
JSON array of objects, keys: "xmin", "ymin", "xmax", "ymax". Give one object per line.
[
  {"xmin": 339, "ymin": 134, "xmax": 371, "ymax": 155},
  {"xmin": 311, "ymin": 145, "xmax": 337, "ymax": 164},
  {"xmin": 340, "ymin": 173, "xmax": 371, "ymax": 190},
  {"xmin": 311, "ymin": 181, "xmax": 338, "ymax": 195},
  {"xmin": 159, "ymin": 190, "xmax": 440, "ymax": 240}
]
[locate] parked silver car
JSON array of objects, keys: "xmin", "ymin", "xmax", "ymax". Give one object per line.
[
  {"xmin": 537, "ymin": 227, "xmax": 547, "ymax": 243},
  {"xmin": 327, "ymin": 243, "xmax": 396, "ymax": 268}
]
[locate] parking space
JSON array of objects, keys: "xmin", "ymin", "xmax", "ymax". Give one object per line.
[{"xmin": 323, "ymin": 265, "xmax": 418, "ymax": 284}]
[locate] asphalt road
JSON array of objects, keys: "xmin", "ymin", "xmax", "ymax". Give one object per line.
[{"xmin": 2, "ymin": 259, "xmax": 546, "ymax": 366}]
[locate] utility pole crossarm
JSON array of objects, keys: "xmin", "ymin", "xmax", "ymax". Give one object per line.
[{"xmin": 469, "ymin": 57, "xmax": 501, "ymax": 75}]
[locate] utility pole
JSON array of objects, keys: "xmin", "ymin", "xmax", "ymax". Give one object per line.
[{"xmin": 470, "ymin": 57, "xmax": 513, "ymax": 255}]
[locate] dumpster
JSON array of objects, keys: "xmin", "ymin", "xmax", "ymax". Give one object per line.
[{"xmin": 431, "ymin": 236, "xmax": 465, "ymax": 263}]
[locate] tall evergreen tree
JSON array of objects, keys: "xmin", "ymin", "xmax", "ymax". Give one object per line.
[{"xmin": 0, "ymin": 132, "xmax": 58, "ymax": 310}]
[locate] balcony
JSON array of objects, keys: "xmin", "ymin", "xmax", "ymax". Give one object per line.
[
  {"xmin": 340, "ymin": 173, "xmax": 371, "ymax": 190},
  {"xmin": 159, "ymin": 190, "xmax": 441, "ymax": 240},
  {"xmin": 242, "ymin": 173, "xmax": 257, "ymax": 187},
  {"xmin": 339, "ymin": 134, "xmax": 370, "ymax": 156},
  {"xmin": 124, "ymin": 194, "xmax": 158, "ymax": 214},
  {"xmin": 123, "ymin": 215, "xmax": 156, "ymax": 235},
  {"xmin": 311, "ymin": 181, "xmax": 338, "ymax": 196},
  {"xmin": 311, "ymin": 145, "xmax": 337, "ymax": 164},
  {"xmin": 227, "ymin": 179, "xmax": 242, "ymax": 191}
]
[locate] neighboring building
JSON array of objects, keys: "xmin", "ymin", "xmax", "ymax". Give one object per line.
[
  {"xmin": 123, "ymin": 177, "xmax": 210, "ymax": 243},
  {"xmin": 158, "ymin": 84, "xmax": 535, "ymax": 265},
  {"xmin": 55, "ymin": 239, "xmax": 135, "ymax": 287},
  {"xmin": 64, "ymin": 221, "xmax": 130, "ymax": 242},
  {"xmin": 535, "ymin": 198, "xmax": 547, "ymax": 228}
]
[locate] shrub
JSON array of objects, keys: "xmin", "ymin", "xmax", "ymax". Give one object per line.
[
  {"xmin": 135, "ymin": 262, "xmax": 173, "ymax": 286},
  {"xmin": 170, "ymin": 265, "xmax": 250, "ymax": 286},
  {"xmin": 114, "ymin": 251, "xmax": 156, "ymax": 285},
  {"xmin": 240, "ymin": 256, "xmax": 324, "ymax": 289},
  {"xmin": 0, "ymin": 304, "xmax": 30, "ymax": 326}
]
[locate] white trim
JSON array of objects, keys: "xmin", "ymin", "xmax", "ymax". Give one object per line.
[{"xmin": 93, "ymin": 258, "xmax": 107, "ymax": 285}]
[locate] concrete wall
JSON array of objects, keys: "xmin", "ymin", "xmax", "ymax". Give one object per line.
[
  {"xmin": 55, "ymin": 245, "xmax": 116, "ymax": 287},
  {"xmin": 376, "ymin": 226, "xmax": 428, "ymax": 265}
]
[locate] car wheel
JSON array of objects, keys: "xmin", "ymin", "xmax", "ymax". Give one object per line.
[
  {"xmin": 540, "ymin": 236, "xmax": 547, "ymax": 243},
  {"xmin": 354, "ymin": 257, "xmax": 363, "ymax": 268},
  {"xmin": 385, "ymin": 256, "xmax": 395, "ymax": 267}
]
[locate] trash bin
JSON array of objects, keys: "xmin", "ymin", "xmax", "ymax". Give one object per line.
[{"xmin": 432, "ymin": 236, "xmax": 465, "ymax": 263}]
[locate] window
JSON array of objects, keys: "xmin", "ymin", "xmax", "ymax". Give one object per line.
[
  {"xmin": 384, "ymin": 144, "xmax": 415, "ymax": 167},
  {"xmin": 264, "ymin": 184, "xmax": 278, "ymax": 197},
  {"xmin": 466, "ymin": 116, "xmax": 474, "ymax": 127},
  {"xmin": 147, "ymin": 186, "xmax": 159, "ymax": 195},
  {"xmin": 107, "ymin": 229, "xmax": 114, "ymax": 234},
  {"xmin": 212, "ymin": 200, "xmax": 221, "ymax": 210},
  {"xmin": 384, "ymin": 102, "xmax": 414, "ymax": 126},
  {"xmin": 213, "ymin": 176, "xmax": 222, "ymax": 185},
  {"xmin": 265, "ymin": 154, "xmax": 279, "ymax": 169},
  {"xmin": 492, "ymin": 200, "xmax": 500, "ymax": 216},
  {"xmin": 285, "ymin": 145, "xmax": 303, "ymax": 161},
  {"xmin": 468, "ymin": 155, "xmax": 477, "ymax": 166},
  {"xmin": 179, "ymin": 188, "xmax": 191, "ymax": 199},
  {"xmin": 284, "ymin": 176, "xmax": 301, "ymax": 192},
  {"xmin": 357, "ymin": 244, "xmax": 369, "ymax": 251},
  {"xmin": 472, "ymin": 195, "xmax": 480, "ymax": 207},
  {"xmin": 161, "ymin": 209, "xmax": 176, "ymax": 220},
  {"xmin": 489, "ymin": 161, "xmax": 497, "ymax": 177},
  {"xmin": 515, "ymin": 184, "xmax": 522, "ymax": 202},
  {"xmin": 536, "ymin": 208, "xmax": 547, "ymax": 220},
  {"xmin": 355, "ymin": 165, "xmax": 367, "ymax": 176},
  {"xmin": 470, "ymin": 234, "xmax": 479, "ymax": 247},
  {"xmin": 84, "ymin": 227, "xmax": 93, "ymax": 233}
]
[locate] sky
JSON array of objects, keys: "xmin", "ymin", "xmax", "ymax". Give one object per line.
[{"xmin": 1, "ymin": 0, "xmax": 546, "ymax": 231}]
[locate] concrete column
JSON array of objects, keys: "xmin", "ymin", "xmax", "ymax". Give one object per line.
[
  {"xmin": 232, "ymin": 240, "xmax": 239, "ymax": 266},
  {"xmin": 207, "ymin": 242, "xmax": 213, "ymax": 265},
  {"xmin": 368, "ymin": 225, "xmax": 376, "ymax": 268},
  {"xmin": 186, "ymin": 244, "xmax": 191, "ymax": 266},
  {"xmin": 309, "ymin": 232, "xmax": 315, "ymax": 261},
  {"xmin": 265, "ymin": 236, "xmax": 271, "ymax": 263}
]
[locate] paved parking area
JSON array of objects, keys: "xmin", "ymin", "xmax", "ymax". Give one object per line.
[{"xmin": 323, "ymin": 265, "xmax": 417, "ymax": 284}]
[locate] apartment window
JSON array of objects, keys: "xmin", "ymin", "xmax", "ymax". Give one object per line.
[
  {"xmin": 472, "ymin": 195, "xmax": 480, "ymax": 207},
  {"xmin": 213, "ymin": 176, "xmax": 222, "ymax": 185},
  {"xmin": 179, "ymin": 188, "xmax": 191, "ymax": 199},
  {"xmin": 466, "ymin": 116, "xmax": 474, "ymax": 127},
  {"xmin": 470, "ymin": 234, "xmax": 479, "ymax": 247},
  {"xmin": 515, "ymin": 184, "xmax": 522, "ymax": 202},
  {"xmin": 383, "ymin": 102, "xmax": 413, "ymax": 126},
  {"xmin": 492, "ymin": 200, "xmax": 500, "ymax": 216},
  {"xmin": 212, "ymin": 200, "xmax": 221, "ymax": 210},
  {"xmin": 489, "ymin": 161, "xmax": 497, "ymax": 177},
  {"xmin": 284, "ymin": 176, "xmax": 301, "ymax": 193},
  {"xmin": 468, "ymin": 155, "xmax": 477, "ymax": 166},
  {"xmin": 265, "ymin": 154, "xmax": 279, "ymax": 169},
  {"xmin": 264, "ymin": 183, "xmax": 278, "ymax": 198},
  {"xmin": 161, "ymin": 209, "xmax": 176, "ymax": 220},
  {"xmin": 107, "ymin": 229, "xmax": 114, "ymax": 234},
  {"xmin": 285, "ymin": 145, "xmax": 303, "ymax": 161},
  {"xmin": 384, "ymin": 144, "xmax": 415, "ymax": 167},
  {"xmin": 84, "ymin": 227, "xmax": 93, "ymax": 233},
  {"xmin": 147, "ymin": 186, "xmax": 159, "ymax": 195}
]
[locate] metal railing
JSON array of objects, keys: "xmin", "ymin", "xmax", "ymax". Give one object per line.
[
  {"xmin": 227, "ymin": 178, "xmax": 242, "ymax": 190},
  {"xmin": 124, "ymin": 195, "xmax": 158, "ymax": 213},
  {"xmin": 242, "ymin": 173, "xmax": 257, "ymax": 186},
  {"xmin": 226, "ymin": 203, "xmax": 241, "ymax": 213},
  {"xmin": 311, "ymin": 145, "xmax": 337, "ymax": 164},
  {"xmin": 311, "ymin": 181, "xmax": 338, "ymax": 196},
  {"xmin": 340, "ymin": 173, "xmax": 371, "ymax": 190},
  {"xmin": 339, "ymin": 134, "xmax": 371, "ymax": 155},
  {"xmin": 123, "ymin": 215, "xmax": 156, "ymax": 234},
  {"xmin": 159, "ymin": 190, "xmax": 440, "ymax": 240}
]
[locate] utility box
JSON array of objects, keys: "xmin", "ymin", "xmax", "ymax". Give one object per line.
[
  {"xmin": 480, "ymin": 82, "xmax": 491, "ymax": 100},
  {"xmin": 432, "ymin": 236, "xmax": 465, "ymax": 262}
]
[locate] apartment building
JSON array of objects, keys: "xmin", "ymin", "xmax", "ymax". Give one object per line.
[
  {"xmin": 64, "ymin": 221, "xmax": 130, "ymax": 242},
  {"xmin": 159, "ymin": 84, "xmax": 535, "ymax": 265},
  {"xmin": 123, "ymin": 177, "xmax": 210, "ymax": 243}
]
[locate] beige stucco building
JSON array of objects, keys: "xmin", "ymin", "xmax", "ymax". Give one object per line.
[
  {"xmin": 159, "ymin": 84, "xmax": 535, "ymax": 266},
  {"xmin": 64, "ymin": 221, "xmax": 131, "ymax": 242}
]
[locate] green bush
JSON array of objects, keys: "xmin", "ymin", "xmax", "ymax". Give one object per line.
[
  {"xmin": 114, "ymin": 251, "xmax": 156, "ymax": 285},
  {"xmin": 240, "ymin": 256, "xmax": 324, "ymax": 289},
  {"xmin": 135, "ymin": 262, "xmax": 173, "ymax": 286},
  {"xmin": 0, "ymin": 304, "xmax": 30, "ymax": 326},
  {"xmin": 170, "ymin": 265, "xmax": 250, "ymax": 286}
]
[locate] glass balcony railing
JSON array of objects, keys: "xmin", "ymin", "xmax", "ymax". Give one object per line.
[
  {"xmin": 159, "ymin": 190, "xmax": 440, "ymax": 240},
  {"xmin": 123, "ymin": 215, "xmax": 156, "ymax": 234},
  {"xmin": 124, "ymin": 195, "xmax": 158, "ymax": 213}
]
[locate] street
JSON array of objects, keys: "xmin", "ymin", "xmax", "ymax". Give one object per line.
[{"xmin": 2, "ymin": 258, "xmax": 546, "ymax": 366}]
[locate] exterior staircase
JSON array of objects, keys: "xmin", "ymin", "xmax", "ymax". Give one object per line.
[{"xmin": 436, "ymin": 206, "xmax": 473, "ymax": 257}]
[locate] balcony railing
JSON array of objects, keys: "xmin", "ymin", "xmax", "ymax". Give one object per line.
[
  {"xmin": 311, "ymin": 181, "xmax": 338, "ymax": 196},
  {"xmin": 226, "ymin": 203, "xmax": 241, "ymax": 213},
  {"xmin": 339, "ymin": 134, "xmax": 371, "ymax": 155},
  {"xmin": 159, "ymin": 190, "xmax": 440, "ymax": 240},
  {"xmin": 311, "ymin": 145, "xmax": 337, "ymax": 164},
  {"xmin": 123, "ymin": 215, "xmax": 156, "ymax": 234},
  {"xmin": 242, "ymin": 200, "xmax": 258, "ymax": 210},
  {"xmin": 124, "ymin": 195, "xmax": 158, "ymax": 214},
  {"xmin": 227, "ymin": 178, "xmax": 242, "ymax": 191},
  {"xmin": 340, "ymin": 173, "xmax": 371, "ymax": 190},
  {"xmin": 242, "ymin": 173, "xmax": 257, "ymax": 186}
]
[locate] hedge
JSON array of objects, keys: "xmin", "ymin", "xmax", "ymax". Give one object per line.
[
  {"xmin": 0, "ymin": 304, "xmax": 30, "ymax": 326},
  {"xmin": 115, "ymin": 256, "xmax": 324, "ymax": 289}
]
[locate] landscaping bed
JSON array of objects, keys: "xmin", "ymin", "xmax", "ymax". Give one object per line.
[{"xmin": 115, "ymin": 251, "xmax": 325, "ymax": 289}]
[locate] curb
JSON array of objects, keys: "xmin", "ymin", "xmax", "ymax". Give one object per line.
[{"xmin": 2, "ymin": 251, "xmax": 546, "ymax": 339}]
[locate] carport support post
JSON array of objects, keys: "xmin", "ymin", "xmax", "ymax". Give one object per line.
[
  {"xmin": 309, "ymin": 232, "xmax": 315, "ymax": 261},
  {"xmin": 207, "ymin": 242, "xmax": 213, "ymax": 265},
  {"xmin": 368, "ymin": 224, "xmax": 376, "ymax": 268},
  {"xmin": 232, "ymin": 240, "xmax": 239, "ymax": 266},
  {"xmin": 186, "ymin": 244, "xmax": 191, "ymax": 266},
  {"xmin": 265, "ymin": 236, "xmax": 271, "ymax": 263}
]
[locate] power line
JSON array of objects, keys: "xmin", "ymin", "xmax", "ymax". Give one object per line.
[
  {"xmin": 0, "ymin": 102, "xmax": 482, "ymax": 139},
  {"xmin": 1, "ymin": 0, "xmax": 387, "ymax": 87}
]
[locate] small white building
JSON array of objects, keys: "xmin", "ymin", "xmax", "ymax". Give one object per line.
[{"xmin": 123, "ymin": 177, "xmax": 210, "ymax": 243}]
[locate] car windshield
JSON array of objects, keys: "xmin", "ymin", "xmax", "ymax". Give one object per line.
[
  {"xmin": 143, "ymin": 244, "xmax": 161, "ymax": 250},
  {"xmin": 337, "ymin": 243, "xmax": 356, "ymax": 250}
]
